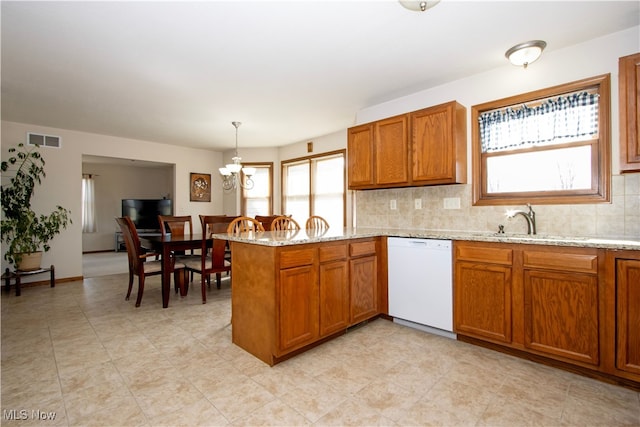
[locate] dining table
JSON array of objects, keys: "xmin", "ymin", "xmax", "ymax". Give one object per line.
[{"xmin": 141, "ymin": 233, "xmax": 211, "ymax": 308}]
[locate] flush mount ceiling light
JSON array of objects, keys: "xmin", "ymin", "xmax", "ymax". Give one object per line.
[
  {"xmin": 505, "ymin": 40, "xmax": 547, "ymax": 68},
  {"xmin": 398, "ymin": 0, "xmax": 441, "ymax": 12},
  {"xmin": 218, "ymin": 121, "xmax": 256, "ymax": 192}
]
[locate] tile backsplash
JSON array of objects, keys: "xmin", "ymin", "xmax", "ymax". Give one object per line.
[{"xmin": 355, "ymin": 173, "xmax": 640, "ymax": 239}]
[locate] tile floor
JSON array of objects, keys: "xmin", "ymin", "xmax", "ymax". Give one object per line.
[{"xmin": 2, "ymin": 273, "xmax": 639, "ymax": 427}]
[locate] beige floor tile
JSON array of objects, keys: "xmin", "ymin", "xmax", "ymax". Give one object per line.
[
  {"xmin": 353, "ymin": 378, "xmax": 423, "ymax": 421},
  {"xmin": 278, "ymin": 378, "xmax": 348, "ymax": 423},
  {"xmin": 313, "ymin": 398, "xmax": 397, "ymax": 426},
  {"xmin": 478, "ymin": 396, "xmax": 562, "ymax": 426},
  {"xmin": 233, "ymin": 399, "xmax": 310, "ymax": 426},
  {"xmin": 148, "ymin": 397, "xmax": 229, "ymax": 427},
  {"xmin": 206, "ymin": 378, "xmax": 276, "ymax": 422}
]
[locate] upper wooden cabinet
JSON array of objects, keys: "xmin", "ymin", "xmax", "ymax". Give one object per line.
[
  {"xmin": 619, "ymin": 52, "xmax": 640, "ymax": 173},
  {"xmin": 375, "ymin": 115, "xmax": 409, "ymax": 186},
  {"xmin": 411, "ymin": 101, "xmax": 467, "ymax": 185},
  {"xmin": 347, "ymin": 124, "xmax": 374, "ymax": 187},
  {"xmin": 348, "ymin": 101, "xmax": 467, "ymax": 190}
]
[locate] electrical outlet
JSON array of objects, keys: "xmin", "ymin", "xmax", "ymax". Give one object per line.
[
  {"xmin": 443, "ymin": 197, "xmax": 461, "ymax": 209},
  {"xmin": 390, "ymin": 199, "xmax": 397, "ymax": 210},
  {"xmin": 414, "ymin": 198, "xmax": 422, "ymax": 210}
]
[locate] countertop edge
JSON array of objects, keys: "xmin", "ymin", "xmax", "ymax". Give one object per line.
[{"xmin": 212, "ymin": 228, "xmax": 640, "ymax": 251}]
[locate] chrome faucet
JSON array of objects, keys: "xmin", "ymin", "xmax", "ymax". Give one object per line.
[{"xmin": 506, "ymin": 204, "xmax": 537, "ymax": 235}]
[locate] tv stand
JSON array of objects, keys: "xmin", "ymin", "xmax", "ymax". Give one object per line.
[{"xmin": 115, "ymin": 230, "xmax": 162, "ymax": 252}]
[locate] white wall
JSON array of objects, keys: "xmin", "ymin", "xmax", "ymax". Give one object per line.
[
  {"xmin": 1, "ymin": 121, "xmax": 224, "ymax": 281},
  {"xmin": 354, "ymin": 26, "xmax": 640, "ymax": 238}
]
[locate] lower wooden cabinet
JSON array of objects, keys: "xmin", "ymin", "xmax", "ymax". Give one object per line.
[
  {"xmin": 455, "ymin": 241, "xmax": 640, "ymax": 387},
  {"xmin": 522, "ymin": 248, "xmax": 601, "ymax": 366},
  {"xmin": 454, "ymin": 242, "xmax": 513, "ymax": 343},
  {"xmin": 454, "ymin": 241, "xmax": 604, "ymax": 368},
  {"xmin": 279, "ymin": 264, "xmax": 319, "ymax": 352},
  {"xmin": 231, "ymin": 238, "xmax": 381, "ymax": 366},
  {"xmin": 455, "ymin": 261, "xmax": 512, "ymax": 343},
  {"xmin": 614, "ymin": 255, "xmax": 640, "ymax": 376},
  {"xmin": 319, "ymin": 245, "xmax": 349, "ymax": 337}
]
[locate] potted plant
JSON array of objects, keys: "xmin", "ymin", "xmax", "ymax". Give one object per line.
[{"xmin": 1, "ymin": 143, "xmax": 72, "ymax": 271}]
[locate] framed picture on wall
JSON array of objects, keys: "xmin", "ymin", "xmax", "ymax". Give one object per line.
[{"xmin": 190, "ymin": 173, "xmax": 211, "ymax": 202}]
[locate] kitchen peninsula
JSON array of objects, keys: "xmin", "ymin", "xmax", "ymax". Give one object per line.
[
  {"xmin": 221, "ymin": 227, "xmax": 387, "ymax": 366},
  {"xmin": 219, "ymin": 227, "xmax": 640, "ymax": 389}
]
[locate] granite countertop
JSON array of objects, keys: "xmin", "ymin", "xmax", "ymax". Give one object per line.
[{"xmin": 212, "ymin": 227, "xmax": 640, "ymax": 251}]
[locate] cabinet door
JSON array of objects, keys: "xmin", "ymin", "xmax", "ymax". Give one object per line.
[
  {"xmin": 523, "ymin": 269, "xmax": 599, "ymax": 365},
  {"xmin": 350, "ymin": 255, "xmax": 378, "ymax": 324},
  {"xmin": 616, "ymin": 258, "xmax": 640, "ymax": 374},
  {"xmin": 375, "ymin": 114, "xmax": 409, "ymax": 186},
  {"xmin": 319, "ymin": 260, "xmax": 349, "ymax": 336},
  {"xmin": 411, "ymin": 102, "xmax": 465, "ymax": 184},
  {"xmin": 347, "ymin": 123, "xmax": 374, "ymax": 188},
  {"xmin": 278, "ymin": 265, "xmax": 319, "ymax": 353},
  {"xmin": 619, "ymin": 52, "xmax": 640, "ymax": 173},
  {"xmin": 454, "ymin": 261, "xmax": 512, "ymax": 343}
]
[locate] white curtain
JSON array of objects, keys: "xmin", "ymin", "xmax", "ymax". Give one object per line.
[{"xmin": 82, "ymin": 174, "xmax": 97, "ymax": 233}]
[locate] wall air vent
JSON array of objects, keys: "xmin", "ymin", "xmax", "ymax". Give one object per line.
[{"xmin": 27, "ymin": 132, "xmax": 61, "ymax": 148}]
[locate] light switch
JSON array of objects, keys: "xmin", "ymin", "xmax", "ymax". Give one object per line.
[
  {"xmin": 414, "ymin": 199, "xmax": 422, "ymax": 210},
  {"xmin": 390, "ymin": 199, "xmax": 397, "ymax": 210}
]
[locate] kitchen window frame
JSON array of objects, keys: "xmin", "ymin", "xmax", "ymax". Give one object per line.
[{"xmin": 471, "ymin": 74, "xmax": 611, "ymax": 206}]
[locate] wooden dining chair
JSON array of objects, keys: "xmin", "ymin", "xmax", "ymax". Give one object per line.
[
  {"xmin": 116, "ymin": 216, "xmax": 185, "ymax": 307},
  {"xmin": 199, "ymin": 215, "xmax": 235, "ymax": 263},
  {"xmin": 158, "ymin": 215, "xmax": 201, "ymax": 291},
  {"xmin": 254, "ymin": 215, "xmax": 281, "ymax": 231},
  {"xmin": 305, "ymin": 215, "xmax": 330, "ymax": 230},
  {"xmin": 227, "ymin": 216, "xmax": 265, "ymax": 234},
  {"xmin": 183, "ymin": 220, "xmax": 231, "ymax": 303},
  {"xmin": 271, "ymin": 215, "xmax": 301, "ymax": 231}
]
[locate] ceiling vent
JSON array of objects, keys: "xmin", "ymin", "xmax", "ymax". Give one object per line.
[{"xmin": 27, "ymin": 132, "xmax": 61, "ymax": 148}]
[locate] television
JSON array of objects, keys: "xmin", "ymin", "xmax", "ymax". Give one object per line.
[{"xmin": 121, "ymin": 199, "xmax": 172, "ymax": 231}]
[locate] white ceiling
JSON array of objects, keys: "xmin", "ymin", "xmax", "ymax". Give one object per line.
[{"xmin": 2, "ymin": 1, "xmax": 639, "ymax": 151}]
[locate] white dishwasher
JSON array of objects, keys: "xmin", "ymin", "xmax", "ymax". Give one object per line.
[{"xmin": 387, "ymin": 237, "xmax": 454, "ymax": 338}]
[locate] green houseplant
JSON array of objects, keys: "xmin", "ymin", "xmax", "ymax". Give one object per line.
[{"xmin": 1, "ymin": 143, "xmax": 72, "ymax": 270}]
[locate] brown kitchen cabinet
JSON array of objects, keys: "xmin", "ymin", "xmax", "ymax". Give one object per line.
[
  {"xmin": 411, "ymin": 101, "xmax": 467, "ymax": 185},
  {"xmin": 318, "ymin": 244, "xmax": 350, "ymax": 337},
  {"xmin": 605, "ymin": 250, "xmax": 640, "ymax": 382},
  {"xmin": 522, "ymin": 248, "xmax": 601, "ymax": 366},
  {"xmin": 453, "ymin": 241, "xmax": 513, "ymax": 344},
  {"xmin": 454, "ymin": 241, "xmax": 606, "ymax": 370},
  {"xmin": 231, "ymin": 237, "xmax": 382, "ymax": 366},
  {"xmin": 278, "ymin": 248, "xmax": 319, "ymax": 352},
  {"xmin": 619, "ymin": 52, "xmax": 640, "ymax": 173},
  {"xmin": 347, "ymin": 123, "xmax": 374, "ymax": 187},
  {"xmin": 349, "ymin": 240, "xmax": 379, "ymax": 324},
  {"xmin": 347, "ymin": 101, "xmax": 466, "ymax": 190}
]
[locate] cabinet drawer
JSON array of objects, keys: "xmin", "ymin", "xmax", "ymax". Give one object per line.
[
  {"xmin": 280, "ymin": 248, "xmax": 317, "ymax": 269},
  {"xmin": 319, "ymin": 244, "xmax": 347, "ymax": 263},
  {"xmin": 350, "ymin": 240, "xmax": 377, "ymax": 257},
  {"xmin": 455, "ymin": 245, "xmax": 512, "ymax": 265},
  {"xmin": 523, "ymin": 250, "xmax": 597, "ymax": 274}
]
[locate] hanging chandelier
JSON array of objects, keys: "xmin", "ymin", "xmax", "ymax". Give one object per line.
[{"xmin": 219, "ymin": 121, "xmax": 256, "ymax": 191}]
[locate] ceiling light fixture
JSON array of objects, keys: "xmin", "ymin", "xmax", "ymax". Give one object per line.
[
  {"xmin": 398, "ymin": 0, "xmax": 440, "ymax": 12},
  {"xmin": 505, "ymin": 40, "xmax": 547, "ymax": 68},
  {"xmin": 219, "ymin": 121, "xmax": 255, "ymax": 191}
]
